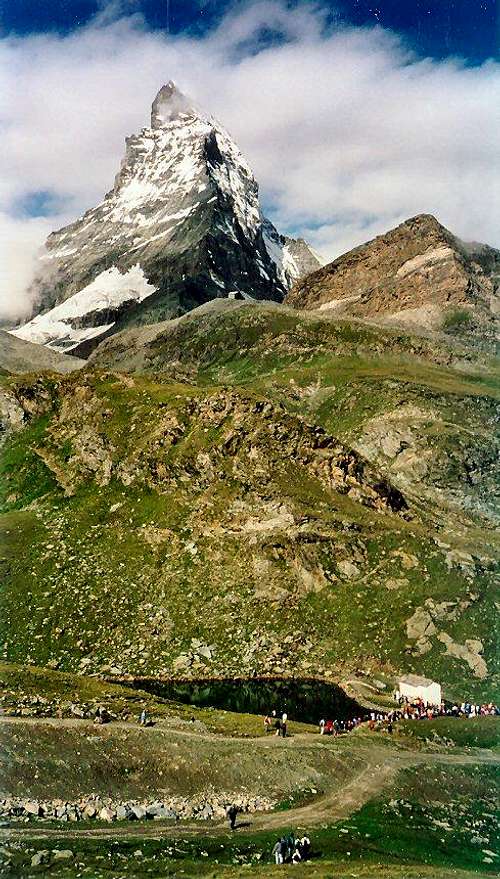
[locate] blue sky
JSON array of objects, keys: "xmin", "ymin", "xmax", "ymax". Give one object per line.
[
  {"xmin": 1, "ymin": 0, "xmax": 499, "ymax": 319},
  {"xmin": 2, "ymin": 0, "xmax": 498, "ymax": 61}
]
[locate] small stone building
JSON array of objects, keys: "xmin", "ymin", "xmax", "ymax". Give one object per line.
[{"xmin": 398, "ymin": 674, "xmax": 441, "ymax": 706}]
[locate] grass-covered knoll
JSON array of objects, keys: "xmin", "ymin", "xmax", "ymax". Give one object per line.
[
  {"xmin": 0, "ymin": 366, "xmax": 498, "ymax": 700},
  {"xmin": 399, "ymin": 717, "xmax": 500, "ymax": 750},
  {"xmin": 89, "ymin": 300, "xmax": 497, "ymax": 380},
  {"xmin": 316, "ymin": 763, "xmax": 500, "ymax": 875},
  {"xmin": 89, "ymin": 302, "xmax": 500, "ymax": 524},
  {"xmin": 3, "ymin": 843, "xmax": 481, "ymax": 879},
  {"xmin": 0, "ymin": 711, "xmax": 357, "ymax": 803}
]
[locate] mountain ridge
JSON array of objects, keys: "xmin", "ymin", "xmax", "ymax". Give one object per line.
[
  {"xmin": 0, "ymin": 330, "xmax": 85, "ymax": 375},
  {"xmin": 286, "ymin": 214, "xmax": 500, "ymax": 347}
]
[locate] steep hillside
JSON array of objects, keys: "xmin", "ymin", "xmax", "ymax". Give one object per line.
[
  {"xmin": 0, "ymin": 330, "xmax": 84, "ymax": 375},
  {"xmin": 90, "ymin": 301, "xmax": 500, "ymax": 524},
  {"xmin": 11, "ymin": 83, "xmax": 320, "ymax": 355},
  {"xmin": 1, "ymin": 306, "xmax": 498, "ymax": 699},
  {"xmin": 285, "ymin": 215, "xmax": 499, "ymax": 346}
]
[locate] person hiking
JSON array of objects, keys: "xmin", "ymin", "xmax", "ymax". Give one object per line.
[
  {"xmin": 274, "ymin": 716, "xmax": 281, "ymax": 736},
  {"xmin": 291, "ymin": 844, "xmax": 302, "ymax": 864},
  {"xmin": 281, "ymin": 712, "xmax": 288, "ymax": 738},
  {"xmin": 94, "ymin": 706, "xmax": 109, "ymax": 725},
  {"xmin": 300, "ymin": 835, "xmax": 311, "ymax": 860},
  {"xmin": 284, "ymin": 832, "xmax": 295, "ymax": 860},
  {"xmin": 139, "ymin": 709, "xmax": 148, "ymax": 726},
  {"xmin": 319, "ymin": 718, "xmax": 326, "ymax": 735},
  {"xmin": 272, "ymin": 838, "xmax": 285, "ymax": 865},
  {"xmin": 226, "ymin": 804, "xmax": 238, "ymax": 830}
]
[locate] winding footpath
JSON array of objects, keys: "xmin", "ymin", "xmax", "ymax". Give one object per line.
[{"xmin": 1, "ymin": 716, "xmax": 498, "ymax": 842}]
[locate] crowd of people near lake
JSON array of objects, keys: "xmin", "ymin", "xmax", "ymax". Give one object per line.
[
  {"xmin": 264, "ymin": 708, "xmax": 377, "ymax": 737},
  {"xmin": 394, "ymin": 695, "xmax": 499, "ymax": 720},
  {"xmin": 272, "ymin": 833, "xmax": 311, "ymax": 865},
  {"xmin": 262, "ymin": 697, "xmax": 498, "ymax": 742},
  {"xmin": 318, "ymin": 715, "xmax": 372, "ymax": 735}
]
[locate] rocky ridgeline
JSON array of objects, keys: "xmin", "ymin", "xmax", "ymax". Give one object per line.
[
  {"xmin": 286, "ymin": 214, "xmax": 499, "ymax": 345},
  {"xmin": 0, "ymin": 793, "xmax": 273, "ymax": 824}
]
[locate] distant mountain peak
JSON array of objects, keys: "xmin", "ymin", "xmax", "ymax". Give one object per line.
[
  {"xmin": 151, "ymin": 81, "xmax": 197, "ymax": 128},
  {"xmin": 12, "ymin": 85, "xmax": 321, "ymax": 356}
]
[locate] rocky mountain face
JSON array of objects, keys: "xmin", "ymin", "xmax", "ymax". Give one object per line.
[
  {"xmin": 286, "ymin": 214, "xmax": 499, "ymax": 345},
  {"xmin": 11, "ymin": 82, "xmax": 320, "ymax": 356},
  {"xmin": 0, "ymin": 333, "xmax": 84, "ymax": 449}
]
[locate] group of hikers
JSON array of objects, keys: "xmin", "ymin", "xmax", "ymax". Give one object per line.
[
  {"xmin": 315, "ymin": 696, "xmax": 500, "ymax": 737},
  {"xmin": 226, "ymin": 808, "xmax": 312, "ymax": 863},
  {"xmin": 264, "ymin": 709, "xmax": 375, "ymax": 738},
  {"xmin": 263, "ymin": 710, "xmax": 289, "ymax": 737},
  {"xmin": 448, "ymin": 701, "xmax": 498, "ymax": 717},
  {"xmin": 272, "ymin": 833, "xmax": 311, "ymax": 865},
  {"xmin": 133, "ymin": 695, "xmax": 499, "ymax": 737},
  {"xmin": 318, "ymin": 715, "xmax": 369, "ymax": 735}
]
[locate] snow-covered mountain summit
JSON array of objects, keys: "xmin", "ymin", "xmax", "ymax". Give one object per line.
[{"xmin": 13, "ymin": 83, "xmax": 321, "ymax": 355}]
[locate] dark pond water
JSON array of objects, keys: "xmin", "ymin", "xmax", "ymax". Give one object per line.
[{"xmin": 125, "ymin": 676, "xmax": 365, "ymax": 725}]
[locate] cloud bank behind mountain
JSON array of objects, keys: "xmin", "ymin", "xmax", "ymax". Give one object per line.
[{"xmin": 1, "ymin": 0, "xmax": 499, "ymax": 320}]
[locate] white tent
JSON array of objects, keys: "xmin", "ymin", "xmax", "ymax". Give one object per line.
[{"xmin": 398, "ymin": 674, "xmax": 441, "ymax": 706}]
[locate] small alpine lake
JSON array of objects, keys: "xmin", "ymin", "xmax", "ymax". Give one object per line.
[{"xmin": 115, "ymin": 675, "xmax": 366, "ymax": 725}]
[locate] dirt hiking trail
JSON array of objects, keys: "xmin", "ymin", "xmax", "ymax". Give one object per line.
[{"xmin": 1, "ymin": 715, "xmax": 497, "ymax": 842}]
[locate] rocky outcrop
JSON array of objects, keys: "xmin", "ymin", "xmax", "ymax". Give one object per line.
[
  {"xmin": 405, "ymin": 595, "xmax": 488, "ymax": 677},
  {"xmin": 286, "ymin": 214, "xmax": 499, "ymax": 344},
  {"xmin": 26, "ymin": 379, "xmax": 408, "ymax": 517},
  {"xmin": 0, "ymin": 390, "xmax": 25, "ymax": 445},
  {"xmin": 353, "ymin": 400, "xmax": 500, "ymax": 524},
  {"xmin": 437, "ymin": 633, "xmax": 488, "ymax": 679}
]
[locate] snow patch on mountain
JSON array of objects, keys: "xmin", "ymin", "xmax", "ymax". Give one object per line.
[{"xmin": 11, "ymin": 265, "xmax": 156, "ymax": 353}]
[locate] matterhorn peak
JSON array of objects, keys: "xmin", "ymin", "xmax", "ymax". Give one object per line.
[
  {"xmin": 151, "ymin": 80, "xmax": 197, "ymax": 128},
  {"xmin": 12, "ymin": 83, "xmax": 322, "ymax": 355}
]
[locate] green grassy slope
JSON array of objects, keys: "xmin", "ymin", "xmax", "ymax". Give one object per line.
[
  {"xmin": 1, "ymin": 304, "xmax": 499, "ymax": 700},
  {"xmin": 91, "ymin": 302, "xmax": 500, "ymax": 522}
]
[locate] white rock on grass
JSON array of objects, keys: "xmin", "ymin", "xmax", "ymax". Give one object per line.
[
  {"xmin": 52, "ymin": 850, "xmax": 74, "ymax": 862},
  {"xmin": 23, "ymin": 801, "xmax": 41, "ymax": 816},
  {"xmin": 31, "ymin": 851, "xmax": 49, "ymax": 867}
]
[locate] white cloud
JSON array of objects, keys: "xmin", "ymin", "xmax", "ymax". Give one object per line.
[
  {"xmin": 0, "ymin": 214, "xmax": 56, "ymax": 323},
  {"xmin": 1, "ymin": 1, "xmax": 499, "ymax": 319}
]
